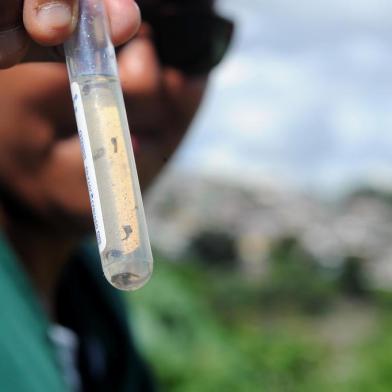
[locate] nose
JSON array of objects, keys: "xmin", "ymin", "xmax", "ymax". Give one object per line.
[{"xmin": 117, "ymin": 30, "xmax": 161, "ymax": 96}]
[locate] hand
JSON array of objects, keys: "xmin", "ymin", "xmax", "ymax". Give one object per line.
[{"xmin": 0, "ymin": 0, "xmax": 141, "ymax": 68}]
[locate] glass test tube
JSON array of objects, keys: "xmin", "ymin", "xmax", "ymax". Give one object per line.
[{"xmin": 64, "ymin": 0, "xmax": 153, "ymax": 290}]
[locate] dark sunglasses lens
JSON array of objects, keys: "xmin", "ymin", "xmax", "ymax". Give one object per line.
[{"xmin": 150, "ymin": 15, "xmax": 234, "ymax": 75}]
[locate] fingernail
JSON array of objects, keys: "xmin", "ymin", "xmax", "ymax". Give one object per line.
[{"xmin": 36, "ymin": 2, "xmax": 73, "ymax": 30}]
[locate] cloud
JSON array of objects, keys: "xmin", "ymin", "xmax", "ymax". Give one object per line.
[{"xmin": 174, "ymin": 0, "xmax": 392, "ymax": 193}]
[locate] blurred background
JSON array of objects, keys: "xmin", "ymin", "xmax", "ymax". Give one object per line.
[{"xmin": 130, "ymin": 0, "xmax": 392, "ymax": 390}]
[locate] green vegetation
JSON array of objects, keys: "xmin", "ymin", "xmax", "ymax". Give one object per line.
[{"xmin": 127, "ymin": 248, "xmax": 392, "ymax": 391}]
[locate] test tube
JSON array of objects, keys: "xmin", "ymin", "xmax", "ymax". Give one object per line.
[{"xmin": 64, "ymin": 0, "xmax": 153, "ymax": 290}]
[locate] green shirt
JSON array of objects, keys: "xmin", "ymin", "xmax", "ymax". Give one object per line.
[{"xmin": 0, "ymin": 234, "xmax": 155, "ymax": 392}]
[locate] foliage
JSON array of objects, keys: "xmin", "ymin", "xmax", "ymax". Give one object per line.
[
  {"xmin": 335, "ymin": 310, "xmax": 392, "ymax": 392},
  {"xmin": 260, "ymin": 236, "xmax": 336, "ymax": 313},
  {"xmin": 187, "ymin": 229, "xmax": 238, "ymax": 268},
  {"xmin": 128, "ymin": 255, "xmax": 323, "ymax": 392},
  {"xmin": 338, "ymin": 255, "xmax": 369, "ymax": 297},
  {"xmin": 127, "ymin": 249, "xmax": 392, "ymax": 391}
]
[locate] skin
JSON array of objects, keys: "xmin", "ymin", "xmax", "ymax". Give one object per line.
[
  {"xmin": 0, "ymin": 0, "xmax": 208, "ymax": 314},
  {"xmin": 0, "ymin": 0, "xmax": 140, "ymax": 67}
]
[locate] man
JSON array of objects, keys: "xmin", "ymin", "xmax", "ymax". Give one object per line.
[{"xmin": 0, "ymin": 0, "xmax": 233, "ymax": 390}]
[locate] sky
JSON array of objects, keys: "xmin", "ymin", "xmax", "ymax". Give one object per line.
[{"xmin": 172, "ymin": 0, "xmax": 392, "ymax": 195}]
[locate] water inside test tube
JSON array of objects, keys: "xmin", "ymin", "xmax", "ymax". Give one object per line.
[{"xmin": 76, "ymin": 75, "xmax": 153, "ymax": 290}]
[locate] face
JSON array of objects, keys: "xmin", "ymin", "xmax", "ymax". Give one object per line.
[{"xmin": 0, "ymin": 0, "xmax": 232, "ymax": 235}]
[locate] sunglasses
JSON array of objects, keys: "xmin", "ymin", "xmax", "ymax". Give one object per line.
[{"xmin": 138, "ymin": 3, "xmax": 234, "ymax": 76}]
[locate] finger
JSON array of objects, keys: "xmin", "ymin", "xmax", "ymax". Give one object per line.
[
  {"xmin": 0, "ymin": 0, "xmax": 30, "ymax": 68},
  {"xmin": 23, "ymin": 0, "xmax": 78, "ymax": 46},
  {"xmin": 105, "ymin": 0, "xmax": 141, "ymax": 46}
]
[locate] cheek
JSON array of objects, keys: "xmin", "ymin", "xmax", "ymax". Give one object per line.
[
  {"xmin": 162, "ymin": 73, "xmax": 208, "ymax": 155},
  {"xmin": 135, "ymin": 75, "xmax": 208, "ymax": 191},
  {"xmin": 165, "ymin": 70, "xmax": 208, "ymax": 124},
  {"xmin": 41, "ymin": 137, "xmax": 90, "ymax": 214}
]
